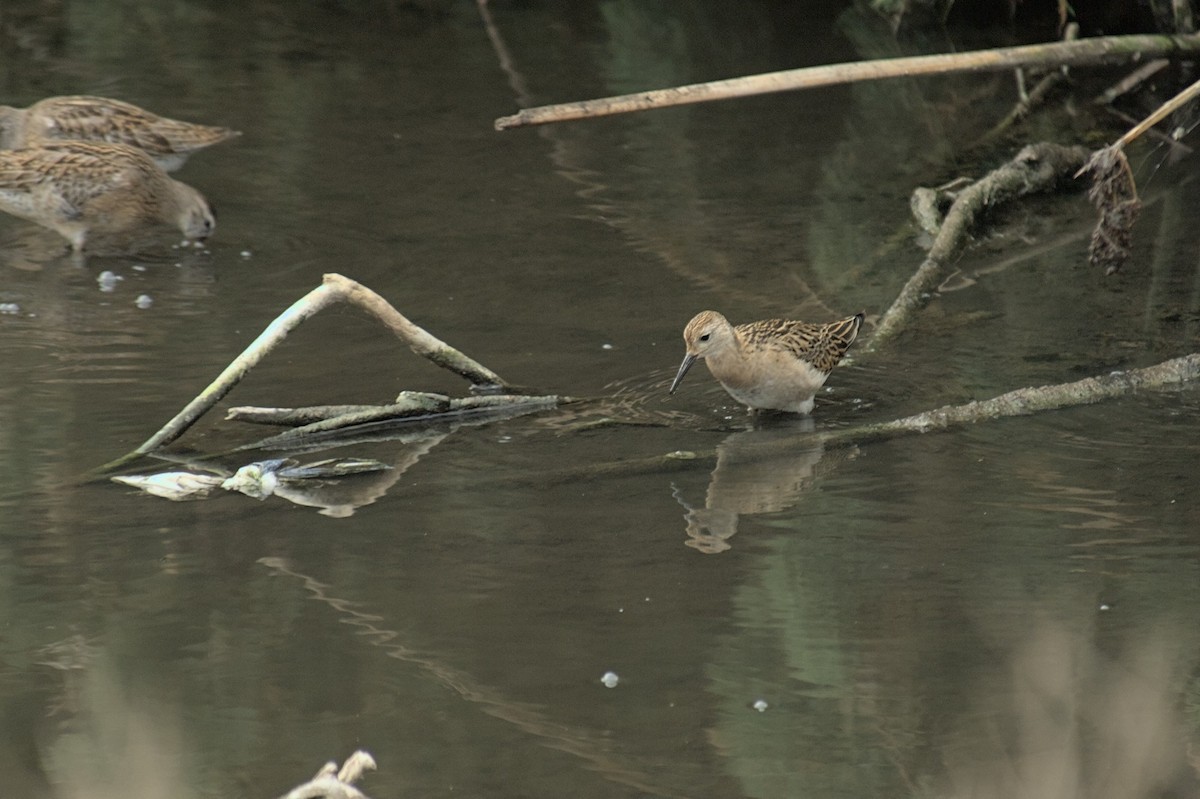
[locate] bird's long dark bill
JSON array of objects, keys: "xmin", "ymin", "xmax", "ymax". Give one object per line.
[{"xmin": 669, "ymin": 353, "xmax": 698, "ymax": 394}]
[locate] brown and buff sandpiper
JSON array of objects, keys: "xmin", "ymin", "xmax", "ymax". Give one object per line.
[
  {"xmin": 0, "ymin": 95, "xmax": 240, "ymax": 172},
  {"xmin": 0, "ymin": 141, "xmax": 215, "ymax": 252},
  {"xmin": 670, "ymin": 310, "xmax": 864, "ymax": 413}
]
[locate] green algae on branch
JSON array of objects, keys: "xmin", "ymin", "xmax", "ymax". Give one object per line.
[{"xmin": 495, "ymin": 32, "xmax": 1200, "ymax": 129}]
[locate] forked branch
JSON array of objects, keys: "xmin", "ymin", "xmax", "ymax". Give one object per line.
[{"xmin": 96, "ymin": 274, "xmax": 514, "ymax": 473}]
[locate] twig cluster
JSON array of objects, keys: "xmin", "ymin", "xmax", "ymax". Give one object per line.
[{"xmin": 1081, "ymin": 147, "xmax": 1142, "ymax": 274}]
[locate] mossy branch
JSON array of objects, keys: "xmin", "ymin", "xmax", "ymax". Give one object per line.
[{"xmin": 862, "ymin": 142, "xmax": 1091, "ymax": 355}]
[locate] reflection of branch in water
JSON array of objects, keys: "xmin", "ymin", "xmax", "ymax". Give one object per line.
[
  {"xmin": 1011, "ymin": 472, "xmax": 1148, "ymax": 535},
  {"xmin": 477, "ymin": 0, "xmax": 533, "ymax": 108},
  {"xmin": 672, "ymin": 423, "xmax": 830, "ymax": 553},
  {"xmin": 508, "ymin": 352, "xmax": 1200, "ymax": 489},
  {"xmin": 112, "ymin": 435, "xmax": 448, "ymax": 516},
  {"xmin": 476, "ymin": 4, "xmax": 839, "ymax": 319},
  {"xmin": 268, "ymin": 435, "xmax": 446, "ymax": 518},
  {"xmin": 257, "ymin": 558, "xmax": 695, "ymax": 799}
]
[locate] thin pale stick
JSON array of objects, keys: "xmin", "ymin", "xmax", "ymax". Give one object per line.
[
  {"xmin": 496, "ymin": 33, "xmax": 1200, "ymax": 129},
  {"xmin": 1113, "ymin": 75, "xmax": 1200, "ymax": 149},
  {"xmin": 1095, "ymin": 59, "xmax": 1170, "ymax": 105}
]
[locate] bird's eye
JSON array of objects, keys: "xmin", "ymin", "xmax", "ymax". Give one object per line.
[{"xmin": 699, "ymin": 333, "xmax": 710, "ymax": 342}]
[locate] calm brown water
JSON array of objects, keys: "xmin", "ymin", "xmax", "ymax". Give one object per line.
[{"xmin": 1, "ymin": 2, "xmax": 1198, "ymax": 798}]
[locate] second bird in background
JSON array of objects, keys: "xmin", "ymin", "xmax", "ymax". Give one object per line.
[
  {"xmin": 670, "ymin": 310, "xmax": 864, "ymax": 414},
  {"xmin": 0, "ymin": 94, "xmax": 241, "ymax": 172}
]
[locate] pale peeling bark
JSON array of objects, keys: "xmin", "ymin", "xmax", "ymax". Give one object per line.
[
  {"xmin": 496, "ymin": 33, "xmax": 1200, "ymax": 129},
  {"xmin": 96, "ymin": 274, "xmax": 524, "ymax": 473}
]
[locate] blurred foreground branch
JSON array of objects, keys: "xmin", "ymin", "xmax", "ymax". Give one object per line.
[{"xmin": 279, "ymin": 751, "xmax": 376, "ymax": 799}]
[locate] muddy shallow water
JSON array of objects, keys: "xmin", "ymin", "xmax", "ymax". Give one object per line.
[{"xmin": 0, "ymin": 2, "xmax": 1198, "ymax": 798}]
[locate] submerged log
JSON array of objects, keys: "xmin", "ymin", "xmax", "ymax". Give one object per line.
[
  {"xmin": 226, "ymin": 391, "xmax": 454, "ymax": 426},
  {"xmin": 529, "ymin": 353, "xmax": 1200, "ymax": 485},
  {"xmin": 236, "ymin": 394, "xmax": 562, "ymax": 451},
  {"xmin": 831, "ymin": 353, "xmax": 1200, "ymax": 443}
]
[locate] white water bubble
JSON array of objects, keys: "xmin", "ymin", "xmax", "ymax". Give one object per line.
[
  {"xmin": 752, "ymin": 699, "xmax": 769, "ymax": 712},
  {"xmin": 600, "ymin": 671, "xmax": 619, "ymax": 688},
  {"xmin": 135, "ymin": 294, "xmax": 153, "ymax": 310},
  {"xmin": 96, "ymin": 271, "xmax": 122, "ymax": 292}
]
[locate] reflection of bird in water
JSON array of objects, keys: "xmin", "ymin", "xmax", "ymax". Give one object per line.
[
  {"xmin": 673, "ymin": 422, "xmax": 833, "ymax": 553},
  {"xmin": 0, "ymin": 141, "xmax": 214, "ymax": 252},
  {"xmin": 670, "ymin": 310, "xmax": 863, "ymax": 413},
  {"xmin": 271, "ymin": 436, "xmax": 446, "ymax": 517},
  {"xmin": 531, "ymin": 372, "xmax": 701, "ymax": 433},
  {"xmin": 0, "ymin": 95, "xmax": 240, "ymax": 172}
]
